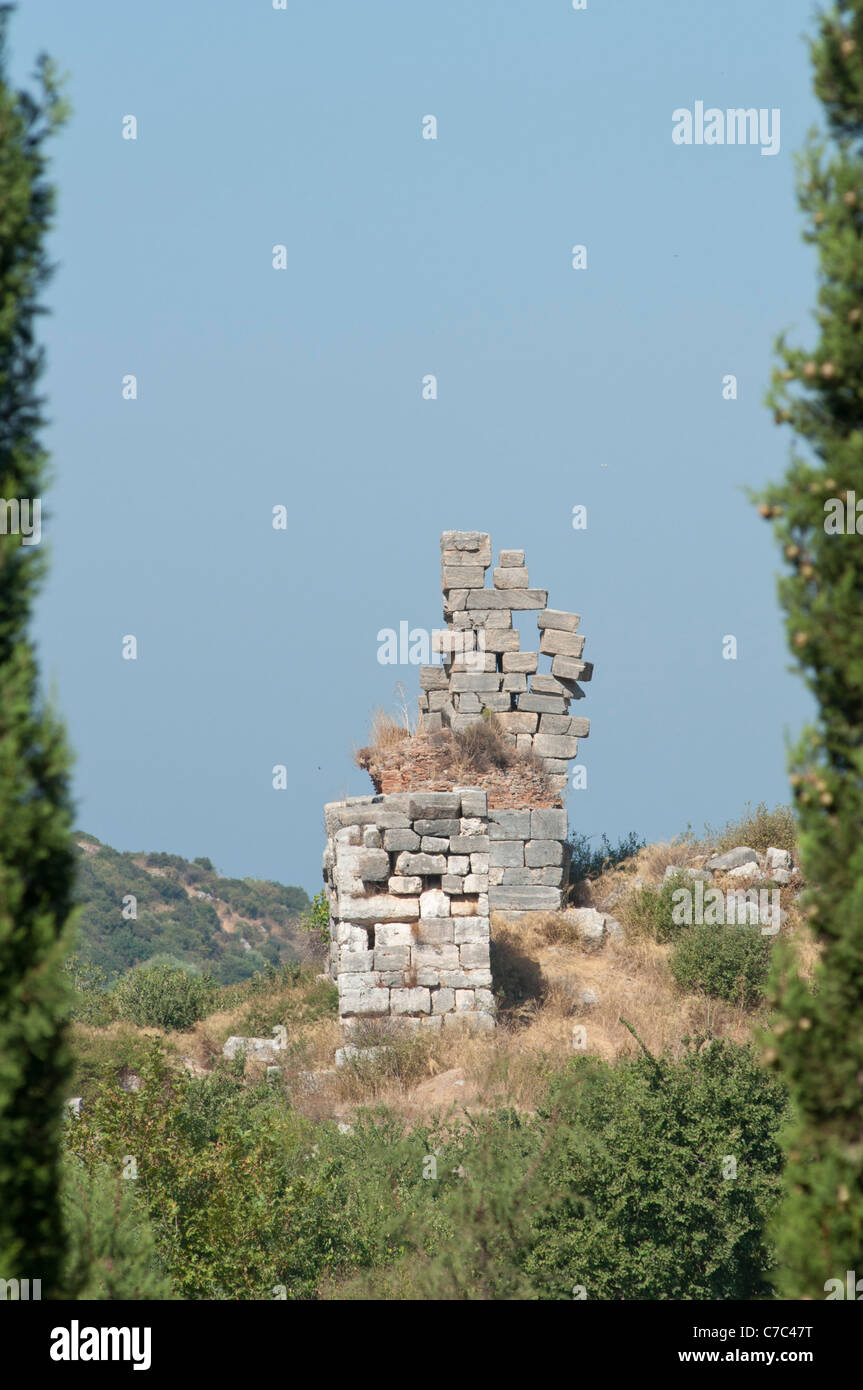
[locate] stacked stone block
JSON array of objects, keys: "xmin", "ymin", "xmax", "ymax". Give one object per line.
[
  {"xmin": 323, "ymin": 791, "xmax": 570, "ymax": 1031},
  {"xmin": 417, "ymin": 531, "xmax": 592, "ymax": 799}
]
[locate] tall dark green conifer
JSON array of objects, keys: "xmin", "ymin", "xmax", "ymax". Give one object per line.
[
  {"xmin": 0, "ymin": 5, "xmax": 75, "ymax": 1294},
  {"xmin": 760, "ymin": 1, "xmax": 863, "ymax": 1297}
]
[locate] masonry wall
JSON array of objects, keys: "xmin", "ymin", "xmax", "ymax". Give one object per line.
[{"xmin": 323, "ymin": 790, "xmax": 568, "ymax": 1031}]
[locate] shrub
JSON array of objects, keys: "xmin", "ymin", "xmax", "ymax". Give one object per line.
[
  {"xmin": 670, "ymin": 925, "xmax": 771, "ymax": 1008},
  {"xmin": 618, "ymin": 872, "xmax": 691, "ymax": 944},
  {"xmin": 114, "ymin": 962, "xmax": 215, "ymax": 1030},
  {"xmin": 704, "ymin": 801, "xmax": 797, "ymax": 856},
  {"xmin": 567, "ymin": 830, "xmax": 645, "ymax": 884}
]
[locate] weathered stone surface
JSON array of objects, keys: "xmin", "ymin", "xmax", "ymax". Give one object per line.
[
  {"xmin": 340, "ymin": 949, "xmax": 374, "ymax": 972},
  {"xmin": 455, "ymin": 989, "xmax": 476, "ymax": 1012},
  {"xmin": 501, "ymin": 673, "xmax": 527, "ymax": 692},
  {"xmin": 389, "ymin": 875, "xmax": 422, "ymax": 895},
  {"xmin": 413, "ymin": 943, "xmax": 460, "ymax": 970},
  {"xmin": 450, "ymin": 672, "xmax": 502, "ymax": 692},
  {"xmin": 563, "ymin": 907, "xmax": 606, "ymax": 947},
  {"xmin": 490, "ymin": 841, "xmax": 525, "ymax": 868},
  {"xmin": 530, "ymin": 808, "xmax": 567, "ymax": 839},
  {"xmin": 463, "ymin": 873, "xmax": 489, "ymax": 893},
  {"xmin": 499, "ymin": 549, "xmax": 525, "ymax": 567},
  {"xmin": 222, "ymin": 1036, "xmax": 285, "ymax": 1063},
  {"xmin": 414, "ymin": 818, "xmax": 460, "ymax": 837},
  {"xmin": 418, "ymin": 665, "xmax": 448, "ymax": 690},
  {"xmin": 470, "ymin": 853, "xmax": 490, "ymax": 873},
  {"xmin": 500, "ymin": 868, "xmax": 533, "ymax": 884},
  {"xmin": 407, "ymin": 792, "xmax": 461, "ymax": 819},
  {"xmin": 488, "ymin": 809, "xmax": 531, "ymax": 838},
  {"xmin": 374, "ymin": 946, "xmax": 410, "ymax": 970},
  {"xmin": 442, "ymin": 564, "xmax": 485, "ymax": 589},
  {"xmin": 339, "ymin": 989, "xmax": 391, "ymax": 1016},
  {"xmin": 416, "ymin": 918, "xmax": 454, "ymax": 944},
  {"xmin": 537, "ymin": 609, "xmax": 580, "ymax": 632},
  {"xmin": 451, "ymin": 714, "xmax": 482, "ymax": 733},
  {"xmin": 420, "ymin": 888, "xmax": 450, "ymax": 917},
  {"xmin": 420, "ymin": 836, "xmax": 449, "ymax": 853},
  {"xmin": 482, "ymin": 629, "xmax": 520, "ymax": 653},
  {"xmin": 441, "ymin": 530, "xmax": 491, "ymax": 561},
  {"xmin": 465, "ymin": 589, "xmax": 547, "ymax": 610},
  {"xmin": 706, "ymin": 846, "xmax": 758, "ymax": 871},
  {"xmin": 456, "ymin": 788, "xmax": 488, "ymax": 817},
  {"xmin": 766, "ymin": 847, "xmax": 792, "ymax": 872},
  {"xmin": 501, "ymin": 652, "xmax": 538, "ymax": 673},
  {"xmin": 551, "ymin": 656, "xmax": 593, "ymax": 682},
  {"xmin": 459, "ymin": 941, "xmax": 490, "ymax": 969},
  {"xmin": 525, "ymin": 839, "xmax": 564, "ymax": 867},
  {"xmin": 339, "ymin": 894, "xmax": 419, "ymax": 922},
  {"xmin": 533, "ymin": 733, "xmax": 580, "ymax": 760},
  {"xmin": 540, "ymin": 629, "xmax": 586, "ymax": 658},
  {"xmin": 446, "ymin": 855, "xmax": 470, "ymax": 875},
  {"xmin": 335, "ymin": 923, "xmax": 369, "ymax": 949},
  {"xmin": 363, "ymin": 827, "xmax": 382, "ymax": 848},
  {"xmin": 530, "ymin": 673, "xmax": 584, "ymax": 698},
  {"xmin": 531, "ymin": 865, "xmax": 565, "ymax": 886},
  {"xmin": 454, "ymin": 917, "xmax": 490, "ymax": 943},
  {"xmin": 391, "ymin": 988, "xmax": 431, "ymax": 1015},
  {"xmin": 374, "ymin": 923, "xmax": 416, "ymax": 947},
  {"xmin": 493, "ymin": 566, "xmax": 529, "ymax": 589},
  {"xmin": 727, "ymin": 862, "xmax": 762, "ymax": 882},
  {"xmin": 488, "ymin": 885, "xmax": 561, "ymax": 911},
  {"xmin": 450, "ymin": 834, "xmax": 489, "ymax": 854},
  {"xmin": 395, "ymin": 852, "xmax": 447, "ymax": 876},
  {"xmin": 517, "ymin": 693, "xmax": 569, "ymax": 714},
  {"xmin": 432, "ymin": 987, "xmax": 456, "ymax": 1014},
  {"xmin": 441, "ymin": 874, "xmax": 466, "ymax": 893}
]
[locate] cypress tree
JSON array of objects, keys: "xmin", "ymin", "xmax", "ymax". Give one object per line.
[
  {"xmin": 759, "ymin": 1, "xmax": 863, "ymax": 1297},
  {"xmin": 0, "ymin": 4, "xmax": 76, "ymax": 1294}
]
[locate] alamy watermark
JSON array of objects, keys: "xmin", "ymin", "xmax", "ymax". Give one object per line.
[
  {"xmin": 0, "ymin": 498, "xmax": 41, "ymax": 545},
  {"xmin": 672, "ymin": 103, "xmax": 780, "ymax": 157}
]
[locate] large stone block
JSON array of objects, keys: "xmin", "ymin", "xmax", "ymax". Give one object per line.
[
  {"xmin": 450, "ymin": 834, "xmax": 489, "ymax": 854},
  {"xmin": 488, "ymin": 885, "xmax": 562, "ymax": 911},
  {"xmin": 498, "ymin": 549, "xmax": 525, "ymax": 567},
  {"xmin": 340, "ymin": 949, "xmax": 374, "ymax": 972},
  {"xmin": 551, "ymin": 656, "xmax": 593, "ymax": 682},
  {"xmin": 388, "ymin": 875, "xmax": 422, "ymax": 895},
  {"xmin": 501, "ymin": 652, "xmax": 538, "ymax": 673},
  {"xmin": 412, "ymin": 943, "xmax": 460, "ymax": 970},
  {"xmin": 418, "ymin": 665, "xmax": 448, "ymax": 690},
  {"xmin": 518, "ymin": 693, "xmax": 570, "ymax": 715},
  {"xmin": 442, "ymin": 564, "xmax": 485, "ymax": 589},
  {"xmin": 530, "ymin": 673, "xmax": 584, "ymax": 698},
  {"xmin": 493, "ymin": 566, "xmax": 529, "ymax": 589},
  {"xmin": 537, "ymin": 609, "xmax": 580, "ymax": 632},
  {"xmin": 446, "ymin": 855, "xmax": 470, "ymax": 875},
  {"xmin": 390, "ymin": 988, "xmax": 431, "ymax": 1015},
  {"xmin": 488, "ymin": 809, "xmax": 531, "ymax": 839},
  {"xmin": 465, "ymin": 588, "xmax": 547, "ymax": 610},
  {"xmin": 338, "ymin": 895, "xmax": 419, "ymax": 923},
  {"xmin": 420, "ymin": 888, "xmax": 450, "ymax": 917},
  {"xmin": 495, "ymin": 711, "xmax": 538, "ymax": 735},
  {"xmin": 456, "ymin": 788, "xmax": 488, "ymax": 817},
  {"xmin": 540, "ymin": 629, "xmax": 586, "ymax": 659},
  {"xmin": 525, "ymin": 839, "xmax": 564, "ymax": 867},
  {"xmin": 490, "ymin": 841, "xmax": 524, "ymax": 868},
  {"xmin": 407, "ymin": 793, "xmax": 461, "ymax": 819},
  {"xmin": 501, "ymin": 673, "xmax": 527, "ymax": 692},
  {"xmin": 374, "ymin": 946, "xmax": 410, "ymax": 970},
  {"xmin": 454, "ymin": 917, "xmax": 490, "ymax": 943},
  {"xmin": 431, "ymin": 987, "xmax": 456, "ymax": 1014},
  {"xmin": 420, "ymin": 836, "xmax": 449, "ymax": 853},
  {"xmin": 395, "ymin": 852, "xmax": 447, "ymax": 876},
  {"xmin": 530, "ymin": 808, "xmax": 567, "ymax": 839},
  {"xmin": 501, "ymin": 868, "xmax": 534, "ymax": 884},
  {"xmin": 451, "ymin": 714, "xmax": 483, "ymax": 732},
  {"xmin": 414, "ymin": 818, "xmax": 461, "ymax": 837},
  {"xmin": 482, "ymin": 630, "xmax": 520, "ymax": 653},
  {"xmin": 449, "ymin": 672, "xmax": 502, "ymax": 692},
  {"xmin": 335, "ymin": 923, "xmax": 369, "ymax": 949},
  {"xmin": 460, "ymin": 941, "xmax": 491, "ymax": 969},
  {"xmin": 416, "ymin": 919, "xmax": 454, "ymax": 944},
  {"xmin": 533, "ymin": 733, "xmax": 580, "ymax": 759},
  {"xmin": 339, "ymin": 989, "xmax": 390, "ymax": 1016},
  {"xmin": 374, "ymin": 923, "xmax": 416, "ymax": 947},
  {"xmin": 440, "ymin": 530, "xmax": 491, "ymax": 563}
]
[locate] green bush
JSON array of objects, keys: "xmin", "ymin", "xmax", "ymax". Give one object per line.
[
  {"xmin": 114, "ymin": 962, "xmax": 214, "ymax": 1030},
  {"xmin": 567, "ymin": 830, "xmax": 645, "ymax": 884},
  {"xmin": 704, "ymin": 801, "xmax": 797, "ymax": 856},
  {"xmin": 669, "ymin": 925, "xmax": 771, "ymax": 1008},
  {"xmin": 619, "ymin": 872, "xmax": 691, "ymax": 944}
]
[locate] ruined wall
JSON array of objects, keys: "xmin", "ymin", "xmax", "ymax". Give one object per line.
[
  {"xmin": 322, "ymin": 791, "xmax": 569, "ymax": 1031},
  {"xmin": 322, "ymin": 529, "xmax": 593, "ymax": 1036},
  {"xmin": 418, "ymin": 531, "xmax": 592, "ymax": 802}
]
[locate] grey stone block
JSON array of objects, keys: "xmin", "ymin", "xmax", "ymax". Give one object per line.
[
  {"xmin": 375, "ymin": 923, "xmax": 415, "ymax": 946},
  {"xmin": 501, "ymin": 673, "xmax": 527, "ymax": 692},
  {"xmin": 407, "ymin": 792, "xmax": 462, "ymax": 819},
  {"xmin": 525, "ymin": 839, "xmax": 564, "ymax": 867},
  {"xmin": 500, "ymin": 868, "xmax": 534, "ymax": 884},
  {"xmin": 388, "ymin": 875, "xmax": 422, "ymax": 895},
  {"xmin": 390, "ymin": 988, "xmax": 431, "ymax": 1015},
  {"xmin": 395, "ymin": 852, "xmax": 447, "ymax": 876},
  {"xmin": 488, "ymin": 809, "xmax": 531, "ymax": 838},
  {"xmin": 531, "ymin": 865, "xmax": 565, "ymax": 886},
  {"xmin": 501, "ymin": 652, "xmax": 538, "ymax": 673},
  {"xmin": 537, "ymin": 609, "xmax": 580, "ymax": 632},
  {"xmin": 418, "ymin": 665, "xmax": 448, "ymax": 690},
  {"xmin": 470, "ymin": 853, "xmax": 489, "ymax": 873},
  {"xmin": 493, "ymin": 566, "xmax": 529, "ymax": 589},
  {"xmin": 419, "ymin": 887, "xmax": 450, "ymax": 917},
  {"xmin": 490, "ymin": 841, "xmax": 524, "ymax": 868},
  {"xmin": 482, "ymin": 630, "xmax": 520, "ymax": 653},
  {"xmin": 530, "ymin": 808, "xmax": 567, "ymax": 839},
  {"xmin": 338, "ymin": 895, "xmax": 419, "ymax": 923},
  {"xmin": 539, "ymin": 629, "xmax": 586, "ymax": 658},
  {"xmin": 450, "ymin": 672, "xmax": 502, "ymax": 692},
  {"xmin": 339, "ymin": 989, "xmax": 390, "ymax": 1016},
  {"xmin": 551, "ymin": 656, "xmax": 593, "ymax": 682},
  {"xmin": 455, "ymin": 989, "xmax": 476, "ymax": 1012},
  {"xmin": 706, "ymin": 846, "xmax": 758, "ymax": 871},
  {"xmin": 454, "ymin": 917, "xmax": 490, "ymax": 943},
  {"xmin": 441, "ymin": 874, "xmax": 465, "ymax": 893},
  {"xmin": 465, "ymin": 589, "xmax": 548, "ymax": 610},
  {"xmin": 530, "ymin": 673, "xmax": 584, "ymax": 698},
  {"xmin": 451, "ymin": 714, "xmax": 483, "ymax": 732},
  {"xmin": 432, "ymin": 987, "xmax": 456, "ymax": 1014},
  {"xmin": 340, "ymin": 949, "xmax": 374, "ymax": 972},
  {"xmin": 414, "ymin": 818, "xmax": 460, "ymax": 837},
  {"xmin": 479, "ymin": 692, "xmax": 512, "ymax": 712},
  {"xmin": 533, "ymin": 734, "xmax": 580, "ymax": 759},
  {"xmin": 412, "ymin": 943, "xmax": 460, "ymax": 970},
  {"xmin": 456, "ymin": 788, "xmax": 487, "ymax": 817},
  {"xmin": 450, "ymin": 834, "xmax": 489, "ymax": 854},
  {"xmin": 416, "ymin": 919, "xmax": 454, "ymax": 944},
  {"xmin": 442, "ymin": 564, "xmax": 485, "ymax": 589},
  {"xmin": 447, "ymin": 855, "xmax": 470, "ymax": 875},
  {"xmin": 517, "ymin": 693, "xmax": 569, "ymax": 714},
  {"xmin": 488, "ymin": 885, "xmax": 562, "ymax": 911},
  {"xmin": 420, "ymin": 836, "xmax": 449, "ymax": 853},
  {"xmin": 463, "ymin": 873, "xmax": 489, "ymax": 893},
  {"xmin": 495, "ymin": 711, "xmax": 538, "ymax": 735},
  {"xmin": 374, "ymin": 946, "xmax": 410, "ymax": 970},
  {"xmin": 459, "ymin": 941, "xmax": 490, "ymax": 968},
  {"xmin": 498, "ymin": 549, "xmax": 525, "ymax": 567}
]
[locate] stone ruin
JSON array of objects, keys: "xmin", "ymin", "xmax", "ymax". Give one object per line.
[{"xmin": 322, "ymin": 531, "xmax": 593, "ymax": 1040}]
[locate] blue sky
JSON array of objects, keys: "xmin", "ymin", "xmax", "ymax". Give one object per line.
[{"xmin": 11, "ymin": 0, "xmax": 823, "ymax": 894}]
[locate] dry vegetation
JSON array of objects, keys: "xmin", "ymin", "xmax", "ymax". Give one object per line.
[{"xmin": 354, "ymin": 708, "xmax": 548, "ymax": 783}]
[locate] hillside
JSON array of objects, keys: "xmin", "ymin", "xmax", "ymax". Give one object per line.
[{"xmin": 72, "ymin": 834, "xmax": 311, "ymax": 985}]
